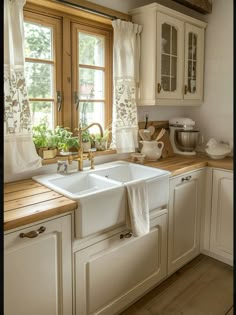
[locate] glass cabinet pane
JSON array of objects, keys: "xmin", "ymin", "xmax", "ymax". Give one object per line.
[
  {"xmin": 161, "ymin": 23, "xmax": 178, "ymax": 93},
  {"xmin": 187, "ymin": 32, "xmax": 197, "ymax": 94},
  {"xmin": 162, "ymin": 23, "xmax": 170, "ymax": 54}
]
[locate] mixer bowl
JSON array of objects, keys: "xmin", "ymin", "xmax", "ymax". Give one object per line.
[{"xmin": 175, "ymin": 130, "xmax": 200, "ymax": 152}]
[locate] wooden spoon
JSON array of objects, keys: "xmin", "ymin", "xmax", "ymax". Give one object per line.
[
  {"xmin": 147, "ymin": 126, "xmax": 155, "ymax": 137},
  {"xmin": 155, "ymin": 128, "xmax": 166, "ymax": 141},
  {"xmin": 139, "ymin": 128, "xmax": 151, "ymax": 141}
]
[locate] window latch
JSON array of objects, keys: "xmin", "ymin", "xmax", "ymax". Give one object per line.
[
  {"xmin": 74, "ymin": 91, "xmax": 80, "ymax": 111},
  {"xmin": 57, "ymin": 91, "xmax": 62, "ymax": 111}
]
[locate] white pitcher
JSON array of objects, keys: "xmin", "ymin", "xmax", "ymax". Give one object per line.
[{"xmin": 140, "ymin": 140, "xmax": 164, "ymax": 161}]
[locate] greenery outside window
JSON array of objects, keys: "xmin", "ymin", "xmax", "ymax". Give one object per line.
[{"xmin": 24, "ymin": 12, "xmax": 62, "ymax": 129}]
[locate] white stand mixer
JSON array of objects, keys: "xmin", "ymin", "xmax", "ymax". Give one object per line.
[{"xmin": 169, "ymin": 117, "xmax": 199, "ymax": 155}]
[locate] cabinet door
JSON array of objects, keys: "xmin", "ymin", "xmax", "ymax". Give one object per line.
[
  {"xmin": 168, "ymin": 170, "xmax": 204, "ymax": 275},
  {"xmin": 156, "ymin": 12, "xmax": 184, "ymax": 99},
  {"xmin": 210, "ymin": 170, "xmax": 233, "ymax": 264},
  {"xmin": 184, "ymin": 23, "xmax": 204, "ymax": 100},
  {"xmin": 75, "ymin": 214, "xmax": 167, "ymax": 315},
  {"xmin": 4, "ymin": 215, "xmax": 72, "ymax": 315}
]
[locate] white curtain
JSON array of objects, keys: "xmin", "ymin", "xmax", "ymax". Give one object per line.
[
  {"xmin": 4, "ymin": 0, "xmax": 42, "ymax": 180},
  {"xmin": 112, "ymin": 19, "xmax": 142, "ymax": 153}
]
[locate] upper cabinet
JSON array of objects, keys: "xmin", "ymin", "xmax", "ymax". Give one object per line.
[{"xmin": 130, "ymin": 3, "xmax": 207, "ymax": 106}]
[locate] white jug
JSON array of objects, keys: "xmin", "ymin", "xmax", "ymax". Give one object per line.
[{"xmin": 140, "ymin": 140, "xmax": 164, "ymax": 161}]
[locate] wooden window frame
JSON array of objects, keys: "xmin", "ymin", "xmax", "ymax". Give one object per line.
[
  {"xmin": 24, "ymin": 1, "xmax": 113, "ymax": 134},
  {"xmin": 71, "ymin": 23, "xmax": 112, "ymax": 132},
  {"xmin": 24, "ymin": 11, "xmax": 63, "ymax": 128}
]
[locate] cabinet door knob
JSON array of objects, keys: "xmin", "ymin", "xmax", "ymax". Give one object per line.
[
  {"xmin": 157, "ymin": 83, "xmax": 162, "ymax": 93},
  {"xmin": 120, "ymin": 231, "xmax": 133, "ymax": 239},
  {"xmin": 19, "ymin": 226, "xmax": 46, "ymax": 239},
  {"xmin": 181, "ymin": 175, "xmax": 192, "ymax": 182}
]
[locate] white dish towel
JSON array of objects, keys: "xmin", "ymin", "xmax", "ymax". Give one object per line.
[{"xmin": 125, "ymin": 180, "xmax": 150, "ymax": 237}]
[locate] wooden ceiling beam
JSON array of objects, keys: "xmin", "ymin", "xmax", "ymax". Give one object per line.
[{"xmin": 172, "ymin": 0, "xmax": 212, "ymax": 14}]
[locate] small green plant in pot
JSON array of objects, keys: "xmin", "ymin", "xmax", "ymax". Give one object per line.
[
  {"xmin": 93, "ymin": 124, "xmax": 112, "ymax": 151},
  {"xmin": 32, "ymin": 118, "xmax": 58, "ymax": 159},
  {"xmin": 54, "ymin": 126, "xmax": 79, "ymax": 154},
  {"xmin": 81, "ymin": 129, "xmax": 92, "ymax": 152}
]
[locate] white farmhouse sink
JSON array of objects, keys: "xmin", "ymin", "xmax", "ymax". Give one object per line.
[
  {"xmin": 33, "ymin": 172, "xmax": 121, "ymax": 199},
  {"xmin": 33, "ymin": 161, "xmax": 170, "ymax": 238},
  {"xmin": 93, "ymin": 161, "xmax": 170, "ymax": 211},
  {"xmin": 33, "ymin": 171, "xmax": 126, "ymax": 238}
]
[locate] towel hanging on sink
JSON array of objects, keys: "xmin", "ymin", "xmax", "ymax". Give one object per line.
[{"xmin": 125, "ymin": 180, "xmax": 150, "ymax": 237}]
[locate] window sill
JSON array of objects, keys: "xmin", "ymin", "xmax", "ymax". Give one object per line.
[{"xmin": 41, "ymin": 149, "xmax": 117, "ymax": 165}]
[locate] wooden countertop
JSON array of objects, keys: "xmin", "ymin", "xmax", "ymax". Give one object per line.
[
  {"xmin": 142, "ymin": 154, "xmax": 233, "ymax": 176},
  {"xmin": 4, "ymin": 154, "xmax": 233, "ymax": 231},
  {"xmin": 4, "ymin": 179, "xmax": 77, "ymax": 231}
]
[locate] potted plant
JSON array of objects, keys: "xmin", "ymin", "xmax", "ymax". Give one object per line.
[
  {"xmin": 81, "ymin": 129, "xmax": 92, "ymax": 152},
  {"xmin": 93, "ymin": 124, "xmax": 112, "ymax": 151},
  {"xmin": 32, "ymin": 118, "xmax": 58, "ymax": 159},
  {"xmin": 54, "ymin": 126, "xmax": 79, "ymax": 154}
]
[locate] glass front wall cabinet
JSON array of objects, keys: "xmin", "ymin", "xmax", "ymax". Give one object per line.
[
  {"xmin": 157, "ymin": 13, "xmax": 184, "ymax": 99},
  {"xmin": 184, "ymin": 23, "xmax": 204, "ymax": 100}
]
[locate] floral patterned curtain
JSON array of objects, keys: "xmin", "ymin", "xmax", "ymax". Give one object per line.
[
  {"xmin": 4, "ymin": 0, "xmax": 41, "ymax": 181},
  {"xmin": 111, "ymin": 19, "xmax": 142, "ymax": 153}
]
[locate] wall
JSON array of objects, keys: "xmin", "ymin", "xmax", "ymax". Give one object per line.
[
  {"xmin": 185, "ymin": 0, "xmax": 233, "ymax": 145},
  {"xmin": 89, "ymin": 0, "xmax": 233, "ymax": 145}
]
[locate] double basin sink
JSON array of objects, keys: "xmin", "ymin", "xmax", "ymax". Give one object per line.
[{"xmin": 33, "ymin": 161, "xmax": 170, "ymax": 238}]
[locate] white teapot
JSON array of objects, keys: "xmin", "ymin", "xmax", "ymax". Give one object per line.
[
  {"xmin": 140, "ymin": 140, "xmax": 164, "ymax": 161},
  {"xmin": 205, "ymin": 138, "xmax": 231, "ymax": 159}
]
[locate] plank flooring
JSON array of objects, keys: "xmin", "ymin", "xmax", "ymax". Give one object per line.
[{"xmin": 120, "ymin": 255, "xmax": 233, "ymax": 315}]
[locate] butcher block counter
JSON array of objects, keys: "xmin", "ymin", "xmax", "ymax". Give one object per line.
[
  {"xmin": 4, "ymin": 179, "xmax": 77, "ymax": 231},
  {"xmin": 143, "ymin": 153, "xmax": 233, "ymax": 176},
  {"xmin": 4, "ymin": 154, "xmax": 233, "ymax": 231}
]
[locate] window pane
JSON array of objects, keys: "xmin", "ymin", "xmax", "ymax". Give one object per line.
[
  {"xmin": 79, "ymin": 101, "xmax": 104, "ymax": 131},
  {"xmin": 24, "ymin": 22, "xmax": 52, "ymax": 60},
  {"xmin": 30, "ymin": 101, "xmax": 54, "ymax": 128},
  {"xmin": 79, "ymin": 32, "xmax": 104, "ymax": 66},
  {"xmin": 25, "ymin": 62, "xmax": 53, "ymax": 98},
  {"xmin": 79, "ymin": 68, "xmax": 104, "ymax": 99}
]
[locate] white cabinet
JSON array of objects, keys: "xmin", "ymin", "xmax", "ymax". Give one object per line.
[
  {"xmin": 74, "ymin": 213, "xmax": 167, "ymax": 315},
  {"xmin": 4, "ymin": 215, "xmax": 73, "ymax": 315},
  {"xmin": 168, "ymin": 169, "xmax": 205, "ymax": 275},
  {"xmin": 209, "ymin": 169, "xmax": 233, "ymax": 265},
  {"xmin": 130, "ymin": 3, "xmax": 207, "ymax": 106}
]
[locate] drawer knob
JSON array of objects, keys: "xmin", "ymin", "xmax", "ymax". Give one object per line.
[
  {"xmin": 19, "ymin": 226, "xmax": 46, "ymax": 239},
  {"xmin": 181, "ymin": 176, "xmax": 192, "ymax": 182},
  {"xmin": 120, "ymin": 231, "xmax": 133, "ymax": 239}
]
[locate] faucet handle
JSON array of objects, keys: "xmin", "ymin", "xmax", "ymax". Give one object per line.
[
  {"xmin": 88, "ymin": 148, "xmax": 96, "ymax": 169},
  {"xmin": 57, "ymin": 160, "xmax": 68, "ymax": 173}
]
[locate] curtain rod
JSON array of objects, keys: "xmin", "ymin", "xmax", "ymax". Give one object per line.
[{"xmin": 56, "ymin": 0, "xmax": 127, "ymax": 21}]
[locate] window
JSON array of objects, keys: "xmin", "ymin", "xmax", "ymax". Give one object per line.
[
  {"xmin": 23, "ymin": 5, "xmax": 112, "ymax": 135},
  {"xmin": 72, "ymin": 23, "xmax": 112, "ymax": 134},
  {"xmin": 24, "ymin": 12, "xmax": 62, "ymax": 129}
]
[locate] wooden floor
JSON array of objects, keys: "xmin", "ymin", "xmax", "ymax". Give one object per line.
[{"xmin": 120, "ymin": 255, "xmax": 233, "ymax": 315}]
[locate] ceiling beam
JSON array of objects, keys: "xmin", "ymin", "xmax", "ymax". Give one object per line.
[{"xmin": 172, "ymin": 0, "xmax": 212, "ymax": 14}]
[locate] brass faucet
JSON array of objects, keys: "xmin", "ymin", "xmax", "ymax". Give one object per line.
[{"xmin": 68, "ymin": 122, "xmax": 103, "ymax": 171}]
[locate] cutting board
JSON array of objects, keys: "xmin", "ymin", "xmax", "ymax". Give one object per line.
[{"xmin": 156, "ymin": 129, "xmax": 175, "ymax": 158}]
